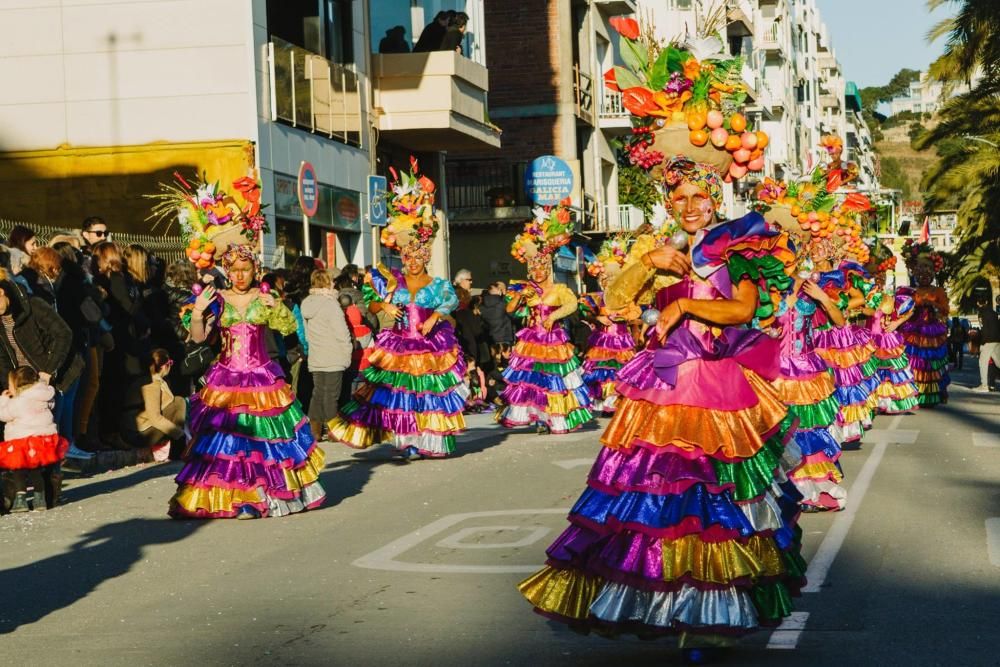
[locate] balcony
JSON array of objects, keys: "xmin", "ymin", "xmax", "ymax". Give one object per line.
[
  {"xmin": 820, "ymin": 93, "xmax": 839, "ymax": 109},
  {"xmin": 268, "ymin": 38, "xmax": 363, "ymax": 145},
  {"xmin": 818, "ymin": 54, "xmax": 838, "ymax": 71},
  {"xmin": 726, "ymin": 0, "xmax": 755, "ymax": 36},
  {"xmin": 760, "ymin": 21, "xmax": 784, "ymax": 54},
  {"xmin": 574, "ymin": 64, "xmax": 596, "ymax": 125},
  {"xmin": 602, "ymin": 205, "xmax": 645, "ymax": 233},
  {"xmin": 598, "ymin": 89, "xmax": 631, "ymax": 132},
  {"xmin": 445, "ymin": 159, "xmax": 530, "ymax": 226},
  {"xmin": 371, "ymin": 51, "xmax": 501, "ymax": 153},
  {"xmin": 593, "ymin": 0, "xmax": 638, "ymax": 14},
  {"xmin": 741, "ymin": 63, "xmax": 759, "ymax": 101}
]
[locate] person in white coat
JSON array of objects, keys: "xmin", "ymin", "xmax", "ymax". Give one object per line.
[{"xmin": 300, "ymin": 270, "xmax": 354, "ymax": 442}]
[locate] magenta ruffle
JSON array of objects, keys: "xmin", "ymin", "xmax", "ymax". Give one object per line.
[
  {"xmin": 780, "ymin": 351, "xmax": 829, "ymax": 378},
  {"xmin": 616, "ymin": 350, "xmax": 769, "ymax": 410},
  {"xmin": 516, "ymin": 326, "xmax": 573, "ymax": 346},
  {"xmin": 587, "ymin": 327, "xmax": 635, "ymax": 352},
  {"xmin": 374, "ymin": 322, "xmax": 461, "ymax": 356},
  {"xmin": 587, "ymin": 446, "xmax": 724, "ymax": 496},
  {"xmin": 203, "ymin": 361, "xmax": 285, "ymax": 390}
]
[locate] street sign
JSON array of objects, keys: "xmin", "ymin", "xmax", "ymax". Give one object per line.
[
  {"xmin": 525, "ymin": 155, "xmax": 573, "ymax": 205},
  {"xmin": 368, "ymin": 174, "xmax": 388, "ymax": 226},
  {"xmin": 298, "ymin": 161, "xmax": 319, "ymax": 218}
]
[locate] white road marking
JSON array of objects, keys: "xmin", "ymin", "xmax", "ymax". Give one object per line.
[
  {"xmin": 803, "ymin": 415, "xmax": 908, "ymax": 593},
  {"xmin": 553, "ymin": 459, "xmax": 594, "ymax": 470},
  {"xmin": 436, "ymin": 526, "xmax": 551, "ymax": 550},
  {"xmin": 352, "ymin": 509, "xmax": 567, "ymax": 573},
  {"xmin": 986, "ymin": 519, "xmax": 1000, "ymax": 566},
  {"xmin": 766, "ymin": 611, "xmax": 810, "ymax": 649},
  {"xmin": 973, "ymin": 433, "xmax": 1000, "ymax": 449}
]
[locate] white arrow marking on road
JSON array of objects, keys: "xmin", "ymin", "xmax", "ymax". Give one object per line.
[
  {"xmin": 766, "ymin": 611, "xmax": 810, "ymax": 649},
  {"xmin": 553, "ymin": 459, "xmax": 594, "ymax": 470},
  {"xmin": 973, "ymin": 433, "xmax": 1000, "ymax": 449},
  {"xmin": 803, "ymin": 415, "xmax": 913, "ymax": 593},
  {"xmin": 986, "ymin": 519, "xmax": 1000, "ymax": 566}
]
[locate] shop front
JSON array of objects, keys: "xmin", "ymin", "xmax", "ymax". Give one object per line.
[{"xmin": 273, "ymin": 173, "xmax": 363, "ymax": 269}]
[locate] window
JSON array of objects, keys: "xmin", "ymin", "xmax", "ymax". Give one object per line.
[
  {"xmin": 267, "ymin": 0, "xmax": 354, "ymax": 64},
  {"xmin": 674, "ymin": 0, "xmax": 693, "ymax": 9}
]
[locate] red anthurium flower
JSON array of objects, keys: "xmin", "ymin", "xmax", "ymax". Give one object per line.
[
  {"xmin": 604, "ymin": 68, "xmax": 619, "ymax": 92},
  {"xmin": 620, "ymin": 87, "xmax": 656, "ymax": 117},
  {"xmin": 609, "ymin": 17, "xmax": 640, "ymax": 40},
  {"xmin": 418, "ymin": 175, "xmax": 436, "ymax": 194}
]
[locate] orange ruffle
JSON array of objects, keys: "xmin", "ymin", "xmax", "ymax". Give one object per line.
[
  {"xmin": 585, "ymin": 348, "xmax": 637, "ymax": 363},
  {"xmin": 601, "ymin": 370, "xmax": 787, "ymax": 459},
  {"xmin": 815, "ymin": 344, "xmax": 874, "ymax": 369},
  {"xmin": 903, "ymin": 334, "xmax": 946, "ymax": 348},
  {"xmin": 874, "ymin": 346, "xmax": 906, "ymax": 359},
  {"xmin": 514, "ymin": 341, "xmax": 575, "ymax": 363},
  {"xmin": 773, "ymin": 372, "xmax": 836, "ymax": 405},
  {"xmin": 200, "ymin": 386, "xmax": 294, "ymax": 411},
  {"xmin": 367, "ymin": 347, "xmax": 460, "ymax": 374}
]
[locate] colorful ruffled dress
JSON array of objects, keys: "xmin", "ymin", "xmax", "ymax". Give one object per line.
[
  {"xmin": 519, "ymin": 214, "xmax": 806, "ymax": 639},
  {"xmin": 497, "ymin": 282, "xmax": 593, "ymax": 434},
  {"xmin": 899, "ymin": 286, "xmax": 950, "ymax": 406},
  {"xmin": 813, "ymin": 272, "xmax": 879, "ymax": 444},
  {"xmin": 328, "ymin": 267, "xmax": 467, "ymax": 457},
  {"xmin": 870, "ymin": 303, "xmax": 919, "ymax": 414},
  {"xmin": 579, "ymin": 293, "xmax": 636, "ymax": 415},
  {"xmin": 771, "ymin": 291, "xmax": 846, "ymax": 511},
  {"xmin": 169, "ymin": 296, "xmax": 326, "ymax": 518}
]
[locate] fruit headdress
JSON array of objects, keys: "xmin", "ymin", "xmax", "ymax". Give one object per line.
[
  {"xmin": 380, "ymin": 157, "xmax": 440, "ymax": 255},
  {"xmin": 901, "ymin": 239, "xmax": 944, "ymax": 274},
  {"xmin": 511, "ymin": 199, "xmax": 574, "ymax": 266},
  {"xmin": 605, "ymin": 15, "xmax": 767, "ymax": 182},
  {"xmin": 146, "ymin": 171, "xmax": 268, "ymax": 270},
  {"xmin": 586, "ymin": 235, "xmax": 631, "ymax": 278}
]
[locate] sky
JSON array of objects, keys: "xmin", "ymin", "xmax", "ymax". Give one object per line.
[{"xmin": 815, "ymin": 0, "xmax": 953, "ymax": 88}]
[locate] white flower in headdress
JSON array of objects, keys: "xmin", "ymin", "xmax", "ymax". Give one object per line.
[
  {"xmin": 532, "ymin": 206, "xmax": 548, "ymax": 224},
  {"xmin": 683, "ymin": 34, "xmax": 728, "ymax": 62},
  {"xmin": 649, "ymin": 203, "xmax": 669, "ymax": 230}
]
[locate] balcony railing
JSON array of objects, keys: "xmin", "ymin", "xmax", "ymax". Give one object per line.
[
  {"xmin": 604, "ymin": 205, "xmax": 645, "ymax": 232},
  {"xmin": 726, "ymin": 0, "xmax": 755, "ymax": 35},
  {"xmin": 600, "ymin": 89, "xmax": 629, "ymax": 118},
  {"xmin": 267, "ymin": 38, "xmax": 363, "ymax": 146},
  {"xmin": 760, "ymin": 21, "xmax": 783, "ymax": 53},
  {"xmin": 445, "ymin": 159, "xmax": 528, "ymax": 210},
  {"xmin": 574, "ymin": 64, "xmax": 595, "ymax": 124}
]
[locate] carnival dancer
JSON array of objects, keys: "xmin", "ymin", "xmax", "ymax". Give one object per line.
[
  {"xmin": 753, "ymin": 181, "xmax": 848, "ymax": 511},
  {"xmin": 579, "ymin": 237, "xmax": 638, "ymax": 416},
  {"xmin": 154, "ymin": 172, "xmax": 325, "ymax": 519},
  {"xmin": 519, "ymin": 165, "xmax": 806, "ymax": 659},
  {"xmin": 870, "ymin": 289, "xmax": 919, "ymax": 414},
  {"xmin": 497, "ymin": 201, "xmax": 594, "ymax": 434},
  {"xmin": 327, "ymin": 162, "xmax": 467, "ymax": 459},
  {"xmin": 899, "ymin": 241, "xmax": 950, "ymax": 406}
]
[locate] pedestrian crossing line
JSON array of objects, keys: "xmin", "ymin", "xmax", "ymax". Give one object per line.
[
  {"xmin": 802, "ymin": 414, "xmax": 902, "ymax": 593},
  {"xmin": 986, "ymin": 518, "xmax": 1000, "ymax": 566},
  {"xmin": 972, "ymin": 433, "xmax": 1000, "ymax": 449},
  {"xmin": 766, "ymin": 612, "xmax": 810, "ymax": 649}
]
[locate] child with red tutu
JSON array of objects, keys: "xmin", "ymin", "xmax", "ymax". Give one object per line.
[
  {"xmin": 497, "ymin": 201, "xmax": 594, "ymax": 434},
  {"xmin": 0, "ymin": 367, "xmax": 68, "ymax": 512}
]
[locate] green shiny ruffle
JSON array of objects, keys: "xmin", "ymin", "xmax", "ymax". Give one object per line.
[
  {"xmin": 875, "ymin": 355, "xmax": 911, "ymax": 370},
  {"xmin": 785, "ymin": 394, "xmax": 839, "ymax": 430},
  {"xmin": 884, "ymin": 396, "xmax": 918, "ymax": 412},
  {"xmin": 751, "ymin": 581, "xmax": 795, "ymax": 623},
  {"xmin": 226, "ymin": 402, "xmax": 306, "ymax": 439},
  {"xmin": 564, "ymin": 408, "xmax": 594, "ymax": 431},
  {"xmin": 533, "ymin": 359, "xmax": 584, "ymax": 375},
  {"xmin": 713, "ymin": 434, "xmax": 786, "ymax": 502},
  {"xmin": 362, "ymin": 367, "xmax": 463, "ymax": 393}
]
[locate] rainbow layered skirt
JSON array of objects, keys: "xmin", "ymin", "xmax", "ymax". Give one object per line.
[
  {"xmin": 900, "ymin": 310, "xmax": 949, "ymax": 406},
  {"xmin": 814, "ymin": 325, "xmax": 879, "ymax": 443},
  {"xmin": 582, "ymin": 322, "xmax": 635, "ymax": 415}
]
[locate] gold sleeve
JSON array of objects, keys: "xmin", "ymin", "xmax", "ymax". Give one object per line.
[
  {"xmin": 605, "ymin": 261, "xmax": 655, "ymax": 311},
  {"xmin": 548, "ymin": 285, "xmax": 580, "ymax": 322}
]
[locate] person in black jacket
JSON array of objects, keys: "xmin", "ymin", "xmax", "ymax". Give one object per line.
[
  {"xmin": 974, "ymin": 296, "xmax": 1000, "ymax": 392},
  {"xmin": 413, "ymin": 11, "xmax": 453, "ymax": 52},
  {"xmin": 439, "ymin": 12, "xmax": 469, "ymax": 55},
  {"xmin": 480, "ymin": 281, "xmax": 514, "ymax": 347}
]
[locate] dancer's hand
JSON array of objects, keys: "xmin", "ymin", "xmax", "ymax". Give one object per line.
[
  {"xmin": 258, "ymin": 292, "xmax": 276, "ymax": 308},
  {"xmin": 543, "ymin": 315, "xmax": 556, "ymax": 331},
  {"xmin": 643, "ymin": 246, "xmax": 690, "ymax": 277},
  {"xmin": 802, "ymin": 280, "xmax": 830, "ymax": 305},
  {"xmin": 655, "ymin": 300, "xmax": 685, "ymax": 342},
  {"xmin": 194, "ymin": 284, "xmax": 216, "ymax": 312},
  {"xmin": 382, "ymin": 303, "xmax": 403, "ymax": 320},
  {"xmin": 420, "ymin": 313, "xmax": 439, "ymax": 336}
]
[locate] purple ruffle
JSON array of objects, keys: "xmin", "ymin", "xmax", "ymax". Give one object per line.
[
  {"xmin": 780, "ymin": 351, "xmax": 829, "ymax": 378},
  {"xmin": 175, "ymin": 455, "xmax": 312, "ymax": 495},
  {"xmin": 203, "ymin": 361, "xmax": 286, "ymax": 389},
  {"xmin": 588, "ymin": 446, "xmax": 719, "ymax": 495},
  {"xmin": 341, "ymin": 402, "xmax": 455, "ymax": 435},
  {"xmin": 516, "ymin": 325, "xmax": 571, "ymax": 346},
  {"xmin": 899, "ymin": 320, "xmax": 947, "ymax": 337},
  {"xmin": 871, "ymin": 331, "xmax": 905, "ymax": 350},
  {"xmin": 374, "ymin": 321, "xmax": 460, "ymax": 356},
  {"xmin": 587, "ymin": 328, "xmax": 635, "ymax": 352},
  {"xmin": 814, "ymin": 326, "xmax": 864, "ymax": 351}
]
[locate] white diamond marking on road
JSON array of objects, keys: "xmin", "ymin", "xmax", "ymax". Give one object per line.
[
  {"xmin": 553, "ymin": 459, "xmax": 594, "ymax": 470},
  {"xmin": 436, "ymin": 526, "xmax": 551, "ymax": 550},
  {"xmin": 766, "ymin": 612, "xmax": 810, "ymax": 649},
  {"xmin": 986, "ymin": 519, "xmax": 1000, "ymax": 566},
  {"xmin": 973, "ymin": 433, "xmax": 1000, "ymax": 449},
  {"xmin": 352, "ymin": 509, "xmax": 568, "ymax": 573}
]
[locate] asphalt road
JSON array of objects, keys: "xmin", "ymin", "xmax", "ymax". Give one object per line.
[{"xmin": 1, "ymin": 364, "xmax": 998, "ymax": 666}]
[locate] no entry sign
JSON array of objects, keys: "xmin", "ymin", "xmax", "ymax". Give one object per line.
[{"xmin": 298, "ymin": 161, "xmax": 319, "ymax": 218}]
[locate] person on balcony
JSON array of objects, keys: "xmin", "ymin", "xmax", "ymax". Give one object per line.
[
  {"xmin": 439, "ymin": 12, "xmax": 469, "ymax": 56},
  {"xmin": 413, "ymin": 10, "xmax": 453, "ymax": 53}
]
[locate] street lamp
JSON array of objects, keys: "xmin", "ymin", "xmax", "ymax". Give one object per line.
[{"xmin": 962, "ymin": 134, "xmax": 1000, "ymax": 149}]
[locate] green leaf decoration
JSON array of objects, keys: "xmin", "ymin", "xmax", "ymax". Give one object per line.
[
  {"xmin": 619, "ymin": 38, "xmax": 649, "ymax": 80},
  {"xmin": 666, "ymin": 47, "xmax": 688, "ymax": 73},
  {"xmin": 614, "ymin": 66, "xmax": 645, "ymax": 91},
  {"xmin": 649, "ymin": 48, "xmax": 672, "ymax": 90}
]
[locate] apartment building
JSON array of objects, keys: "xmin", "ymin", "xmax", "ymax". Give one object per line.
[{"xmin": 0, "ymin": 0, "xmax": 499, "ymax": 274}]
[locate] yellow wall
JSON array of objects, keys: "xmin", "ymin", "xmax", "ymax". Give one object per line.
[{"xmin": 0, "ymin": 140, "xmax": 254, "ymax": 234}]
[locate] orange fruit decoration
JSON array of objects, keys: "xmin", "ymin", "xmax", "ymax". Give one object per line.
[
  {"xmin": 729, "ymin": 113, "xmax": 747, "ymax": 133},
  {"xmin": 710, "ymin": 127, "xmax": 729, "ymax": 147},
  {"xmin": 687, "ymin": 112, "xmax": 707, "ymax": 131},
  {"xmin": 706, "ymin": 110, "xmax": 725, "ymax": 129},
  {"xmin": 725, "ymin": 135, "xmax": 742, "ymax": 151},
  {"xmin": 689, "ymin": 129, "xmax": 709, "ymax": 146},
  {"xmin": 755, "ymin": 131, "xmax": 769, "ymax": 149}
]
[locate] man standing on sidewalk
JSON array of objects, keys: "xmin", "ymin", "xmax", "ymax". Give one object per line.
[{"xmin": 973, "ymin": 295, "xmax": 1000, "ymax": 392}]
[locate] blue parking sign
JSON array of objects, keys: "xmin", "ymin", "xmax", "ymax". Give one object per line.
[{"xmin": 368, "ymin": 175, "xmax": 388, "ymax": 226}]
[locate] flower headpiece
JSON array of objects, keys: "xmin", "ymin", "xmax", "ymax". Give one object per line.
[
  {"xmin": 511, "ymin": 198, "xmax": 574, "ymax": 264},
  {"xmin": 901, "ymin": 239, "xmax": 944, "ymax": 273},
  {"xmin": 662, "ymin": 156, "xmax": 723, "ymax": 206},
  {"xmin": 606, "ymin": 16, "xmax": 767, "ymax": 182},
  {"xmin": 864, "ymin": 239, "xmax": 896, "ymax": 279},
  {"xmin": 380, "ymin": 157, "xmax": 440, "ymax": 253},
  {"xmin": 820, "ymin": 135, "xmax": 844, "ymax": 154},
  {"xmin": 220, "ymin": 242, "xmax": 261, "ymax": 274},
  {"xmin": 587, "ymin": 235, "xmax": 631, "ymax": 277},
  {"xmin": 146, "ymin": 171, "xmax": 268, "ymax": 271}
]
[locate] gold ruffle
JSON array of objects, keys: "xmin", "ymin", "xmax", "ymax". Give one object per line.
[
  {"xmin": 903, "ymin": 334, "xmax": 947, "ymax": 348},
  {"xmin": 199, "ymin": 386, "xmax": 295, "ymax": 411},
  {"xmin": 518, "ymin": 566, "xmax": 605, "ymax": 620},
  {"xmin": 546, "ymin": 390, "xmax": 585, "ymax": 416},
  {"xmin": 602, "ymin": 370, "xmax": 787, "ymax": 459},
  {"xmin": 514, "ymin": 341, "xmax": 576, "ymax": 363},
  {"xmin": 840, "ymin": 402, "xmax": 874, "ymax": 423},
  {"xmin": 585, "ymin": 348, "xmax": 637, "ymax": 363},
  {"xmin": 661, "ymin": 534, "xmax": 787, "ymax": 585},
  {"xmin": 815, "ymin": 344, "xmax": 875, "ymax": 369},
  {"xmin": 366, "ymin": 347, "xmax": 460, "ymax": 374},
  {"xmin": 773, "ymin": 372, "xmax": 836, "ymax": 405},
  {"xmin": 875, "ymin": 382, "xmax": 917, "ymax": 399},
  {"xmin": 791, "ymin": 461, "xmax": 843, "ymax": 483},
  {"xmin": 328, "ymin": 411, "xmax": 465, "ymax": 449}
]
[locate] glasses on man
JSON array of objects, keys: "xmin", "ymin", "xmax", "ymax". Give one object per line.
[{"xmin": 87, "ymin": 229, "xmax": 108, "ymax": 238}]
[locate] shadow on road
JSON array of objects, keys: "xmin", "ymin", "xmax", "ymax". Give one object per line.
[
  {"xmin": 0, "ymin": 518, "xmax": 203, "ymax": 634},
  {"xmin": 60, "ymin": 462, "xmax": 180, "ymax": 506}
]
